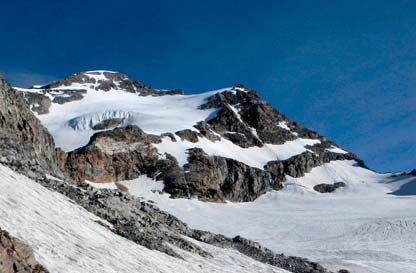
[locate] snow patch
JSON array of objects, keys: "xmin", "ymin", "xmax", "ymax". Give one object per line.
[
  {"xmin": 327, "ymin": 146, "xmax": 349, "ymax": 154},
  {"xmin": 277, "ymin": 121, "xmax": 290, "ymax": 131}
]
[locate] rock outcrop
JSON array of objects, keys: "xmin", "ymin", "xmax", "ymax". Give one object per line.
[
  {"xmin": 164, "ymin": 148, "xmax": 280, "ymax": 202},
  {"xmin": 56, "ymin": 125, "xmax": 163, "ymax": 182},
  {"xmin": 0, "ymin": 228, "xmax": 49, "ymax": 273},
  {"xmin": 313, "ymin": 182, "xmax": 347, "ymax": 193},
  {"xmin": 0, "ymin": 75, "xmax": 61, "ymax": 178}
]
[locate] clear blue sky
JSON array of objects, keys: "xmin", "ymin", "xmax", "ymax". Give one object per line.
[{"xmin": 0, "ymin": 0, "xmax": 414, "ymax": 172}]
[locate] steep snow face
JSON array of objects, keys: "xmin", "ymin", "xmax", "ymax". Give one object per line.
[
  {"xmin": 0, "ymin": 164, "xmax": 289, "ymax": 273},
  {"xmin": 89, "ymin": 161, "xmax": 416, "ymax": 273}
]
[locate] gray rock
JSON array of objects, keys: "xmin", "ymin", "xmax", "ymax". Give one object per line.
[
  {"xmin": 313, "ymin": 182, "xmax": 347, "ymax": 193},
  {"xmin": 0, "ymin": 75, "xmax": 61, "ymax": 178},
  {"xmin": 164, "ymin": 148, "xmax": 280, "ymax": 202},
  {"xmin": 92, "ymin": 118, "xmax": 125, "ymax": 130},
  {"xmin": 175, "ymin": 129, "xmax": 201, "ymax": 143}
]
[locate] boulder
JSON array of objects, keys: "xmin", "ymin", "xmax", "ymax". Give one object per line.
[{"xmin": 313, "ymin": 182, "xmax": 347, "ymax": 193}]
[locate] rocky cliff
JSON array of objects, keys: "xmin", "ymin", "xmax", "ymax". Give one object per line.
[{"xmin": 0, "ymin": 75, "xmax": 61, "ymax": 178}]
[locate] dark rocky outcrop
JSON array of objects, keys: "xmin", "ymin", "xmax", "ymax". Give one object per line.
[
  {"xmin": 92, "ymin": 118, "xmax": 125, "ymax": 130},
  {"xmin": 408, "ymin": 169, "xmax": 416, "ymax": 176},
  {"xmin": 175, "ymin": 129, "xmax": 201, "ymax": 143},
  {"xmin": 41, "ymin": 71, "xmax": 183, "ymax": 96},
  {"xmin": 193, "ymin": 121, "xmax": 221, "ymax": 142},
  {"xmin": 313, "ymin": 182, "xmax": 347, "ymax": 193},
  {"xmin": 0, "ymin": 228, "xmax": 49, "ymax": 273},
  {"xmin": 164, "ymin": 148, "xmax": 281, "ymax": 202},
  {"xmin": 22, "ymin": 92, "xmax": 51, "ymax": 114},
  {"xmin": 191, "ymin": 230, "xmax": 330, "ymax": 273},
  {"xmin": 200, "ymin": 86, "xmax": 299, "ymax": 147},
  {"xmin": 56, "ymin": 125, "xmax": 163, "ymax": 182},
  {"xmin": 0, "ymin": 75, "xmax": 61, "ymax": 178}
]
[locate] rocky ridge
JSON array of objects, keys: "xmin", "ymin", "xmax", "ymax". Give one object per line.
[{"xmin": 17, "ymin": 70, "xmax": 184, "ymax": 115}]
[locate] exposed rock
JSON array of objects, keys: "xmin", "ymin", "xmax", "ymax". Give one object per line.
[
  {"xmin": 200, "ymin": 87, "xmax": 299, "ymax": 147},
  {"xmin": 92, "ymin": 118, "xmax": 125, "ymax": 130},
  {"xmin": 193, "ymin": 121, "xmax": 221, "ymax": 142},
  {"xmin": 164, "ymin": 148, "xmax": 281, "ymax": 202},
  {"xmin": 22, "ymin": 92, "xmax": 51, "ymax": 114},
  {"xmin": 266, "ymin": 146, "xmax": 362, "ymax": 182},
  {"xmin": 313, "ymin": 182, "xmax": 347, "ymax": 193},
  {"xmin": 57, "ymin": 125, "xmax": 163, "ymax": 182},
  {"xmin": 0, "ymin": 75, "xmax": 61, "ymax": 178},
  {"xmin": 175, "ymin": 129, "xmax": 201, "ymax": 143},
  {"xmin": 204, "ymin": 102, "xmax": 263, "ymax": 148},
  {"xmin": 0, "ymin": 228, "xmax": 49, "ymax": 273},
  {"xmin": 191, "ymin": 230, "xmax": 330, "ymax": 273},
  {"xmin": 41, "ymin": 71, "xmax": 183, "ymax": 96},
  {"xmin": 51, "ymin": 89, "xmax": 86, "ymax": 104}
]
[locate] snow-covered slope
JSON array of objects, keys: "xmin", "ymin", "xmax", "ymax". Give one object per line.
[
  {"xmin": 88, "ymin": 161, "xmax": 416, "ymax": 273},
  {"xmin": 0, "ymin": 164, "xmax": 289, "ymax": 273},
  {"xmin": 14, "ymin": 70, "xmax": 343, "ymax": 170}
]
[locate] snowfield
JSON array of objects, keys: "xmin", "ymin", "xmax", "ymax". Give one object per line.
[
  {"xmin": 0, "ymin": 164, "xmax": 291, "ymax": 273},
  {"xmin": 89, "ymin": 161, "xmax": 416, "ymax": 273}
]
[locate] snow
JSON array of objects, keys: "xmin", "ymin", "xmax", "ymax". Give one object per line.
[
  {"xmin": 34, "ymin": 88, "xmax": 225, "ymax": 151},
  {"xmin": 327, "ymin": 145, "xmax": 349, "ymax": 154},
  {"xmin": 0, "ymin": 164, "xmax": 289, "ymax": 273},
  {"xmin": 277, "ymin": 121, "xmax": 290, "ymax": 130},
  {"xmin": 89, "ymin": 161, "xmax": 416, "ymax": 273},
  {"xmin": 155, "ymin": 136, "xmax": 320, "ymax": 168}
]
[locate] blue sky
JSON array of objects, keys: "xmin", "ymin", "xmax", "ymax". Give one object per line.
[{"xmin": 0, "ymin": 0, "xmax": 414, "ymax": 172}]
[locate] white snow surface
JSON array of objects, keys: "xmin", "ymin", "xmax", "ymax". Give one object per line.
[
  {"xmin": 277, "ymin": 121, "xmax": 290, "ymax": 130},
  {"xmin": 327, "ymin": 145, "xmax": 349, "ymax": 154},
  {"xmin": 35, "ymin": 87, "xmax": 225, "ymax": 151},
  {"xmin": 0, "ymin": 164, "xmax": 289, "ymax": 273},
  {"xmin": 155, "ymin": 136, "xmax": 320, "ymax": 168},
  {"xmin": 89, "ymin": 161, "xmax": 416, "ymax": 273}
]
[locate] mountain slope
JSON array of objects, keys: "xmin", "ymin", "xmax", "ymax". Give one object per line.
[
  {"xmin": 16, "ymin": 70, "xmax": 363, "ymax": 202},
  {"xmin": 1, "ymin": 73, "xmax": 333, "ymax": 273},
  {"xmin": 0, "ymin": 164, "xmax": 291, "ymax": 273}
]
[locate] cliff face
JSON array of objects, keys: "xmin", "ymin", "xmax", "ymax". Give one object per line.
[{"xmin": 0, "ymin": 75, "xmax": 61, "ymax": 178}]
